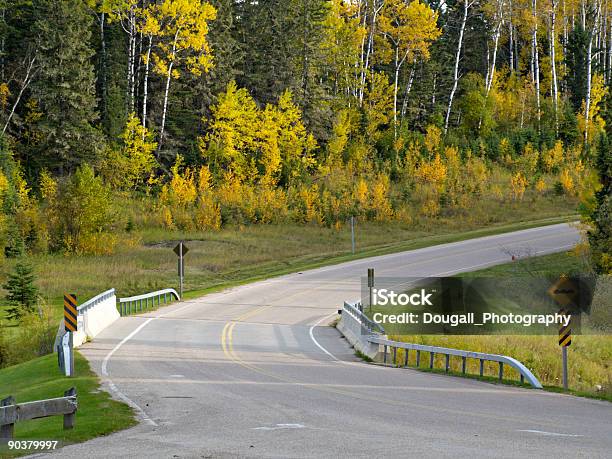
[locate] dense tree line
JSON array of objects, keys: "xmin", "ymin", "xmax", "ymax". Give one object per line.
[{"xmin": 0, "ymin": 0, "xmax": 608, "ymax": 271}]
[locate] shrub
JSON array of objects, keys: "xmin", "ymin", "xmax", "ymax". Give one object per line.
[{"xmin": 51, "ymin": 164, "xmax": 115, "ymax": 254}]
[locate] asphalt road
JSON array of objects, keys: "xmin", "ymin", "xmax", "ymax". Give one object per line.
[{"xmin": 43, "ymin": 223, "xmax": 612, "ymax": 458}]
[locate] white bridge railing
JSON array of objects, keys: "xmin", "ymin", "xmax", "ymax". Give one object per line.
[
  {"xmin": 118, "ymin": 288, "xmax": 180, "ymax": 316},
  {"xmin": 338, "ymin": 301, "xmax": 543, "ymax": 389}
]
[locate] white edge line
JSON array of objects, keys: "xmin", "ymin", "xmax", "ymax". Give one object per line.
[
  {"xmin": 101, "ymin": 302, "xmax": 197, "ymax": 426},
  {"xmin": 308, "ymin": 243, "xmax": 577, "ymax": 363},
  {"xmin": 309, "ymin": 313, "xmax": 342, "ymax": 362},
  {"xmin": 518, "ymin": 429, "xmax": 584, "ymax": 437}
]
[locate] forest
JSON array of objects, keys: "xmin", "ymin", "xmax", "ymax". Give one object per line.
[{"xmin": 0, "ymin": 0, "xmax": 609, "ymax": 276}]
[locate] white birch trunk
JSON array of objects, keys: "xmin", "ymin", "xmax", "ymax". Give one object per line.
[
  {"xmin": 142, "ymin": 34, "xmax": 153, "ymax": 137},
  {"xmin": 551, "ymin": 0, "xmax": 559, "ymax": 134},
  {"xmin": 445, "ymin": 0, "xmax": 470, "ymax": 134},
  {"xmin": 585, "ymin": 0, "xmax": 602, "ymax": 144},
  {"xmin": 3, "ymin": 54, "xmax": 36, "ymax": 134}
]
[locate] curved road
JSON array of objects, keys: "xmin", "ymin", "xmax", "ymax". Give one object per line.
[{"xmin": 50, "ymin": 223, "xmax": 611, "ymax": 458}]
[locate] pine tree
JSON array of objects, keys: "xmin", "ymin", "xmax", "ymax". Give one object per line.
[
  {"xmin": 3, "ymin": 258, "xmax": 38, "ymax": 321},
  {"xmin": 588, "ymin": 133, "xmax": 612, "ymax": 274},
  {"xmin": 30, "ymin": 0, "xmax": 102, "ymax": 173}
]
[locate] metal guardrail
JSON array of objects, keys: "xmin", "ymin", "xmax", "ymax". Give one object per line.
[
  {"xmin": 118, "ymin": 288, "xmax": 180, "ymax": 316},
  {"xmin": 77, "ymin": 288, "xmax": 116, "ymax": 312},
  {"xmin": 341, "ymin": 301, "xmax": 543, "ymax": 389},
  {"xmin": 343, "ymin": 301, "xmax": 385, "ymax": 334},
  {"xmin": 369, "ymin": 336, "xmax": 543, "ymax": 388},
  {"xmin": 1, "ymin": 388, "xmax": 77, "ymax": 439}
]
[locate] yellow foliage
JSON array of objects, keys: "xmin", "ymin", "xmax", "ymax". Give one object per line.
[
  {"xmin": 194, "ymin": 198, "xmax": 221, "ymax": 230},
  {"xmin": 161, "ymin": 155, "xmax": 197, "ymax": 208},
  {"xmin": 421, "ymin": 199, "xmax": 440, "ymax": 218},
  {"xmin": 144, "ymin": 0, "xmax": 216, "ymax": 79},
  {"xmin": 297, "ymin": 184, "xmax": 323, "ymax": 224},
  {"xmin": 204, "ymin": 82, "xmax": 316, "ymax": 185},
  {"xmin": 370, "ymin": 175, "xmax": 393, "ymax": 222},
  {"xmin": 559, "ymin": 169, "xmax": 574, "ymax": 195},
  {"xmin": 424, "ymin": 124, "xmax": 441, "ymax": 155},
  {"xmin": 363, "ymin": 72, "xmax": 394, "ymax": 141},
  {"xmin": 577, "ymin": 73, "xmax": 608, "ymax": 142},
  {"xmin": 104, "ymin": 113, "xmax": 158, "ymax": 190},
  {"xmin": 39, "ymin": 170, "xmax": 57, "ymax": 201},
  {"xmin": 326, "ymin": 109, "xmax": 353, "ymax": 169},
  {"xmin": 510, "ymin": 172, "xmax": 527, "ymax": 201},
  {"xmin": 535, "ymin": 178, "xmax": 547, "ymax": 194},
  {"xmin": 161, "ymin": 206, "xmax": 174, "ymax": 229},
  {"xmin": 518, "ymin": 142, "xmax": 539, "ymax": 176},
  {"xmin": 0, "ymin": 171, "xmax": 8, "ymax": 202},
  {"xmin": 464, "ymin": 156, "xmax": 489, "ymax": 195},
  {"xmin": 353, "ymin": 179, "xmax": 369, "ymax": 212},
  {"xmin": 0, "ymin": 82, "xmax": 9, "ymax": 109},
  {"xmin": 542, "ymin": 140, "xmax": 564, "ymax": 173},
  {"xmin": 415, "ymin": 153, "xmax": 447, "ymax": 193}
]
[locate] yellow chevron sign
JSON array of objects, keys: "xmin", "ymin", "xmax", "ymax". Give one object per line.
[
  {"xmin": 547, "ymin": 275, "xmax": 578, "ymax": 307},
  {"xmin": 558, "ymin": 309, "xmax": 571, "ymax": 347},
  {"xmin": 64, "ymin": 294, "xmax": 78, "ymax": 332}
]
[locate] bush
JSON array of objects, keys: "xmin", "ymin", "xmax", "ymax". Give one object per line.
[{"xmin": 50, "ymin": 164, "xmax": 115, "ymax": 254}]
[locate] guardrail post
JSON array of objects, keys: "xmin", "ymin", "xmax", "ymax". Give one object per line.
[
  {"xmin": 445, "ymin": 354, "xmax": 450, "ymax": 373},
  {"xmin": 1, "ymin": 395, "xmax": 15, "ymax": 439},
  {"xmin": 520, "ymin": 374, "xmax": 525, "ymax": 384},
  {"xmin": 429, "ymin": 352, "xmax": 434, "ymax": 369},
  {"xmin": 416, "ymin": 350, "xmax": 421, "ymax": 367},
  {"xmin": 393, "ymin": 347, "xmax": 397, "ymax": 367},
  {"xmin": 462, "ymin": 356, "xmax": 467, "ymax": 374},
  {"xmin": 63, "ymin": 387, "xmax": 76, "ymax": 430},
  {"xmin": 479, "ymin": 359, "xmax": 484, "ymax": 377},
  {"xmin": 383, "ymin": 345, "xmax": 387, "ymax": 364},
  {"xmin": 404, "ymin": 349, "xmax": 409, "ymax": 367},
  {"xmin": 498, "ymin": 363, "xmax": 503, "ymax": 381}
]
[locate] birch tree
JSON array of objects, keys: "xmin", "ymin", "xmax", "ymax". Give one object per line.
[
  {"xmin": 445, "ymin": 0, "xmax": 475, "ymax": 134},
  {"xmin": 585, "ymin": 0, "xmax": 602, "ymax": 143},
  {"xmin": 379, "ymin": 0, "xmax": 440, "ymax": 137},
  {"xmin": 147, "ymin": 0, "xmax": 216, "ymax": 154}
]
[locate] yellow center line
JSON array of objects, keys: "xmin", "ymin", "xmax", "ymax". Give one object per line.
[
  {"xmin": 219, "ymin": 300, "xmax": 575, "ymax": 430},
  {"xmin": 217, "ymin": 230, "xmax": 578, "ymax": 427}
]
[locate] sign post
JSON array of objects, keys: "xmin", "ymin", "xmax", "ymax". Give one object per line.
[
  {"xmin": 173, "ymin": 242, "xmax": 189, "ymax": 299},
  {"xmin": 63, "ymin": 294, "xmax": 77, "ymax": 377},
  {"xmin": 558, "ymin": 308, "xmax": 572, "ymax": 390},
  {"xmin": 548, "ymin": 276, "xmax": 577, "ymax": 391},
  {"xmin": 367, "ymin": 268, "xmax": 374, "ymax": 313}
]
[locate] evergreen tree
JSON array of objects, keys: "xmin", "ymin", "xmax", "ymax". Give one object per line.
[
  {"xmin": 29, "ymin": 0, "xmax": 102, "ymax": 173},
  {"xmin": 566, "ymin": 24, "xmax": 589, "ymax": 112},
  {"xmin": 588, "ymin": 133, "xmax": 612, "ymax": 274},
  {"xmin": 3, "ymin": 258, "xmax": 38, "ymax": 321}
]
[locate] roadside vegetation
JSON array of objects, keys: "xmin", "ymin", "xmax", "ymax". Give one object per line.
[
  {"xmin": 390, "ymin": 251, "xmax": 612, "ymax": 400},
  {"xmin": 0, "ymin": 352, "xmax": 136, "ymax": 458}
]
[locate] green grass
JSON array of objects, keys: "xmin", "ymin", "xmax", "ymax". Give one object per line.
[
  {"xmin": 380, "ymin": 251, "xmax": 611, "ymax": 400},
  {"xmin": 0, "ymin": 214, "xmax": 578, "ymax": 329},
  {"xmin": 0, "ymin": 352, "xmax": 136, "ymax": 458}
]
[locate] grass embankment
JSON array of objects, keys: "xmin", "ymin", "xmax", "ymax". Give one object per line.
[
  {"xmin": 389, "ymin": 251, "xmax": 611, "ymax": 400},
  {"xmin": 1, "ymin": 213, "xmax": 577, "ymax": 330},
  {"xmin": 0, "ymin": 352, "xmax": 136, "ymax": 458}
]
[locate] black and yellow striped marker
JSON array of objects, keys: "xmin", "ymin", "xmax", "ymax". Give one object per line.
[
  {"xmin": 64, "ymin": 294, "xmax": 78, "ymax": 332},
  {"xmin": 558, "ymin": 308, "xmax": 571, "ymax": 347}
]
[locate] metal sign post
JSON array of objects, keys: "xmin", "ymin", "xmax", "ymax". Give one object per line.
[
  {"xmin": 63, "ymin": 294, "xmax": 77, "ymax": 377},
  {"xmin": 368, "ymin": 268, "xmax": 374, "ymax": 313},
  {"xmin": 174, "ymin": 242, "xmax": 189, "ymax": 299},
  {"xmin": 548, "ymin": 276, "xmax": 577, "ymax": 391}
]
